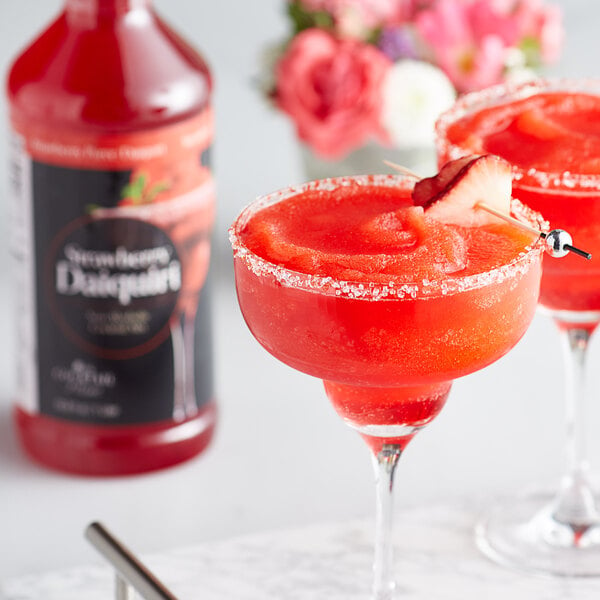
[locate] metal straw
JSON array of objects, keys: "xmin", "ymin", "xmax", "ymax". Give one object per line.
[{"xmin": 85, "ymin": 522, "xmax": 179, "ymax": 600}]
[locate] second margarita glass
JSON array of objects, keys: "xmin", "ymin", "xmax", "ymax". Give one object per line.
[{"xmin": 437, "ymin": 78, "xmax": 600, "ymax": 576}]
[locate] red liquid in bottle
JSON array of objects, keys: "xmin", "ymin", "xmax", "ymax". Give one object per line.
[{"xmin": 7, "ymin": 0, "xmax": 217, "ymax": 475}]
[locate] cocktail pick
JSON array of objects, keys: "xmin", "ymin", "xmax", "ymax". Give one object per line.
[
  {"xmin": 383, "ymin": 159, "xmax": 592, "ymax": 260},
  {"xmin": 474, "ymin": 201, "xmax": 591, "ymax": 260}
]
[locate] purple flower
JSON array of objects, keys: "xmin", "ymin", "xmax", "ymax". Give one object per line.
[{"xmin": 378, "ymin": 27, "xmax": 418, "ymax": 61}]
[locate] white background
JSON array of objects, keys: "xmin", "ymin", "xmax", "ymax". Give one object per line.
[{"xmin": 0, "ymin": 0, "xmax": 599, "ymax": 582}]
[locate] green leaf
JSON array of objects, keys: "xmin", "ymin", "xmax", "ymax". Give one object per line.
[
  {"xmin": 312, "ymin": 10, "xmax": 334, "ymax": 29},
  {"xmin": 287, "ymin": 0, "xmax": 333, "ymax": 33},
  {"xmin": 121, "ymin": 173, "xmax": 147, "ymax": 200},
  {"xmin": 366, "ymin": 26, "xmax": 383, "ymax": 46},
  {"xmin": 520, "ymin": 36, "xmax": 541, "ymax": 68},
  {"xmin": 287, "ymin": 1, "xmax": 312, "ymax": 33}
]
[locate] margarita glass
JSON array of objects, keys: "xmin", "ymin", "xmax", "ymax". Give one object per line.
[
  {"xmin": 230, "ymin": 174, "xmax": 544, "ymax": 598},
  {"xmin": 437, "ymin": 79, "xmax": 600, "ymax": 575}
]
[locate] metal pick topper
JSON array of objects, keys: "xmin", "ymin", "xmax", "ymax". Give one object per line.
[
  {"xmin": 475, "ymin": 202, "xmax": 592, "ymax": 260},
  {"xmin": 540, "ymin": 229, "xmax": 591, "ymax": 260},
  {"xmin": 383, "ymin": 160, "xmax": 592, "ymax": 261}
]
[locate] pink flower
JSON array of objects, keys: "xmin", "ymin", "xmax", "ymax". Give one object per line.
[
  {"xmin": 468, "ymin": 0, "xmax": 563, "ymax": 62},
  {"xmin": 415, "ymin": 0, "xmax": 510, "ymax": 93},
  {"xmin": 468, "ymin": 0, "xmax": 521, "ymax": 46},
  {"xmin": 538, "ymin": 5, "xmax": 563, "ymax": 62},
  {"xmin": 511, "ymin": 0, "xmax": 563, "ymax": 62},
  {"xmin": 275, "ymin": 28, "xmax": 391, "ymax": 158}
]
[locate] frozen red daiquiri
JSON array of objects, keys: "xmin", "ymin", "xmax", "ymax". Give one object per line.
[
  {"xmin": 230, "ymin": 155, "xmax": 545, "ymax": 599},
  {"xmin": 437, "ymin": 80, "xmax": 600, "ymax": 576},
  {"xmin": 438, "ymin": 81, "xmax": 600, "ymax": 317}
]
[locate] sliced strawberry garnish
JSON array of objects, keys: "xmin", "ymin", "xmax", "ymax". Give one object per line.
[
  {"xmin": 412, "ymin": 154, "xmax": 512, "ymax": 227},
  {"xmin": 412, "ymin": 156, "xmax": 476, "ymax": 209}
]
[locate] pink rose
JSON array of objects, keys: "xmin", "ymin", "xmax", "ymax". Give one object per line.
[
  {"xmin": 470, "ymin": 0, "xmax": 564, "ymax": 63},
  {"xmin": 511, "ymin": 0, "xmax": 564, "ymax": 62},
  {"xmin": 275, "ymin": 28, "xmax": 391, "ymax": 158},
  {"xmin": 415, "ymin": 0, "xmax": 509, "ymax": 93},
  {"xmin": 538, "ymin": 5, "xmax": 563, "ymax": 62}
]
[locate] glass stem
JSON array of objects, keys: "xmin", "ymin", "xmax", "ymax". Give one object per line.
[
  {"xmin": 371, "ymin": 443, "xmax": 402, "ymax": 600},
  {"xmin": 552, "ymin": 326, "xmax": 598, "ymax": 531}
]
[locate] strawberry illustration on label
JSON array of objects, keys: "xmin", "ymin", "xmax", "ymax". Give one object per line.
[{"xmin": 120, "ymin": 172, "xmax": 171, "ymax": 206}]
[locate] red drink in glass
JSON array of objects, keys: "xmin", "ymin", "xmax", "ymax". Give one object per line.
[
  {"xmin": 438, "ymin": 80, "xmax": 600, "ymax": 320},
  {"xmin": 437, "ymin": 79, "xmax": 600, "ymax": 575},
  {"xmin": 231, "ymin": 174, "xmax": 544, "ymax": 597}
]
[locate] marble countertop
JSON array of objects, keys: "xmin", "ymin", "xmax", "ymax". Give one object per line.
[{"xmin": 3, "ymin": 504, "xmax": 599, "ymax": 600}]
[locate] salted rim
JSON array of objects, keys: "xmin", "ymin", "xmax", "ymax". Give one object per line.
[
  {"xmin": 229, "ymin": 174, "xmax": 546, "ymax": 301},
  {"xmin": 436, "ymin": 78, "xmax": 600, "ymax": 193}
]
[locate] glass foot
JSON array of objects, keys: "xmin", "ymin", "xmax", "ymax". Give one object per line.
[{"xmin": 476, "ymin": 492, "xmax": 600, "ymax": 577}]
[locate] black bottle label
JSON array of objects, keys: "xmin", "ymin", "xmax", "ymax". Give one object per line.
[{"xmin": 9, "ymin": 109, "xmax": 215, "ymax": 425}]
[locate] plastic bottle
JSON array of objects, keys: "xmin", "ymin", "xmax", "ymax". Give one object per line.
[{"xmin": 6, "ymin": 0, "xmax": 217, "ymax": 475}]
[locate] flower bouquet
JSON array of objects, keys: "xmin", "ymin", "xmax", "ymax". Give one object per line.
[{"xmin": 263, "ymin": 0, "xmax": 563, "ymax": 174}]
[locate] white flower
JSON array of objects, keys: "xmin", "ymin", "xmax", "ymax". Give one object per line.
[
  {"xmin": 504, "ymin": 47, "xmax": 527, "ymax": 70},
  {"xmin": 381, "ymin": 60, "xmax": 457, "ymax": 149},
  {"xmin": 504, "ymin": 48, "xmax": 538, "ymax": 86},
  {"xmin": 504, "ymin": 66, "xmax": 538, "ymax": 86},
  {"xmin": 337, "ymin": 6, "xmax": 372, "ymax": 40}
]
